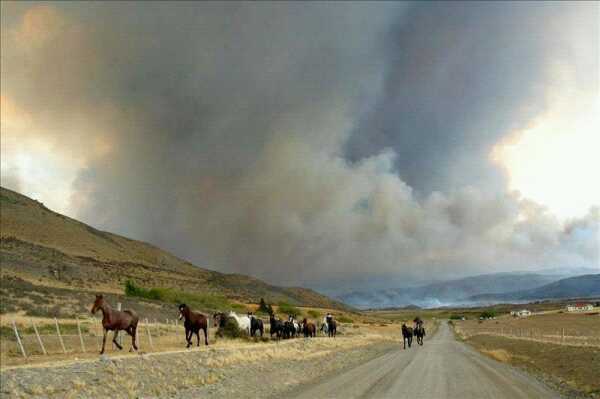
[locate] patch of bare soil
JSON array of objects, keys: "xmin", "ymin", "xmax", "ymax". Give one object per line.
[{"xmin": 466, "ymin": 334, "xmax": 600, "ymax": 399}]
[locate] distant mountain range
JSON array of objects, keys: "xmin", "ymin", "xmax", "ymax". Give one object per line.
[
  {"xmin": 337, "ymin": 271, "xmax": 600, "ymax": 309},
  {"xmin": 468, "ymin": 274, "xmax": 600, "ymax": 303}
]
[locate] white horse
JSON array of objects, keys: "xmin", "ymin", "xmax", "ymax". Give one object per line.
[
  {"xmin": 287, "ymin": 316, "xmax": 301, "ymax": 337},
  {"xmin": 228, "ymin": 311, "xmax": 251, "ymax": 335},
  {"xmin": 320, "ymin": 317, "xmax": 329, "ymax": 336}
]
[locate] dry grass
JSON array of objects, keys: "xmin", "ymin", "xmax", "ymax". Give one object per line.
[
  {"xmin": 453, "ymin": 312, "xmax": 600, "ymax": 347},
  {"xmin": 466, "ymin": 334, "xmax": 600, "ymax": 398},
  {"xmin": 480, "ymin": 348, "xmax": 511, "ymax": 363}
]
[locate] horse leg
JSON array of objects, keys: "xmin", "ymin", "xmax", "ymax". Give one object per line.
[
  {"xmin": 101, "ymin": 328, "xmax": 108, "ymax": 354},
  {"xmin": 203, "ymin": 327, "xmax": 208, "ymax": 346},
  {"xmin": 131, "ymin": 325, "xmax": 138, "ymax": 351},
  {"xmin": 126, "ymin": 326, "xmax": 137, "ymax": 352},
  {"xmin": 186, "ymin": 329, "xmax": 192, "ymax": 348},
  {"xmin": 113, "ymin": 330, "xmax": 123, "ymax": 350}
]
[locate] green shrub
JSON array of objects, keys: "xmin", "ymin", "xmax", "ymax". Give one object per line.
[
  {"xmin": 124, "ymin": 280, "xmax": 236, "ymax": 312},
  {"xmin": 480, "ymin": 311, "xmax": 496, "ymax": 319},
  {"xmin": 278, "ymin": 302, "xmax": 301, "ymax": 318},
  {"xmin": 449, "ymin": 314, "xmax": 463, "ymax": 320},
  {"xmin": 337, "ymin": 315, "xmax": 353, "ymax": 323},
  {"xmin": 216, "ymin": 318, "xmax": 248, "ymax": 339},
  {"xmin": 307, "ymin": 310, "xmax": 320, "ymax": 319}
]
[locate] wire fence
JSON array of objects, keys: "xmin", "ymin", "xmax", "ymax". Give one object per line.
[
  {"xmin": 454, "ymin": 325, "xmax": 600, "ymax": 347},
  {"xmin": 2, "ymin": 316, "xmax": 193, "ymax": 360}
]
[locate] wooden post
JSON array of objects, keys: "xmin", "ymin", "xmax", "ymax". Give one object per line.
[
  {"xmin": 12, "ymin": 320, "xmax": 27, "ymax": 358},
  {"xmin": 30, "ymin": 319, "xmax": 47, "ymax": 355},
  {"xmin": 145, "ymin": 319, "xmax": 154, "ymax": 351},
  {"xmin": 54, "ymin": 318, "xmax": 67, "ymax": 354},
  {"xmin": 117, "ymin": 303, "xmax": 123, "ymax": 347},
  {"xmin": 76, "ymin": 317, "xmax": 86, "ymax": 353}
]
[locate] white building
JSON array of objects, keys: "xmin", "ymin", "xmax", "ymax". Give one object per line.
[
  {"xmin": 566, "ymin": 303, "xmax": 594, "ymax": 312},
  {"xmin": 510, "ymin": 309, "xmax": 532, "ymax": 317}
]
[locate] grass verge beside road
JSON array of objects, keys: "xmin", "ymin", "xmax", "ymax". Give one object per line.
[{"xmin": 464, "ymin": 333, "xmax": 600, "ymax": 398}]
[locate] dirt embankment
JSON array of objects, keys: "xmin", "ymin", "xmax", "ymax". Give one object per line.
[{"xmin": 0, "ymin": 334, "xmax": 398, "ymax": 398}]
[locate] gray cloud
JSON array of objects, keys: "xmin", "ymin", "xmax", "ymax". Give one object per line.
[{"xmin": 1, "ymin": 2, "xmax": 598, "ymax": 290}]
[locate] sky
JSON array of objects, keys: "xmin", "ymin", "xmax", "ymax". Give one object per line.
[{"xmin": 1, "ymin": 2, "xmax": 599, "ymax": 291}]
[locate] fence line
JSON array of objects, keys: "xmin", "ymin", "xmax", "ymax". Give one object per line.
[
  {"xmin": 5, "ymin": 318, "xmax": 188, "ymax": 362},
  {"xmin": 455, "ymin": 325, "xmax": 600, "ymax": 347}
]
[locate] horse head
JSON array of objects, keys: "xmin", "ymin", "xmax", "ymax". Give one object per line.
[
  {"xmin": 91, "ymin": 294, "xmax": 104, "ymax": 314},
  {"xmin": 178, "ymin": 304, "xmax": 189, "ymax": 320}
]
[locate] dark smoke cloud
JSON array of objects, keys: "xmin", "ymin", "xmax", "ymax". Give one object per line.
[{"xmin": 1, "ymin": 2, "xmax": 598, "ymax": 290}]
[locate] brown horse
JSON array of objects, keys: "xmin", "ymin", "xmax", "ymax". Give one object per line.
[
  {"xmin": 91, "ymin": 295, "xmax": 138, "ymax": 354},
  {"xmin": 302, "ymin": 318, "xmax": 316, "ymax": 338},
  {"xmin": 179, "ymin": 304, "xmax": 208, "ymax": 347}
]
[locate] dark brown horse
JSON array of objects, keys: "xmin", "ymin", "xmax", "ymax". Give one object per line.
[
  {"xmin": 414, "ymin": 324, "xmax": 426, "ymax": 345},
  {"xmin": 302, "ymin": 318, "xmax": 316, "ymax": 338},
  {"xmin": 91, "ymin": 295, "xmax": 138, "ymax": 354},
  {"xmin": 401, "ymin": 323, "xmax": 413, "ymax": 349},
  {"xmin": 248, "ymin": 313, "xmax": 264, "ymax": 337},
  {"xmin": 179, "ymin": 304, "xmax": 208, "ymax": 347}
]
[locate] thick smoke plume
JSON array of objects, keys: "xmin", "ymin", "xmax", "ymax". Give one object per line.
[{"xmin": 1, "ymin": 2, "xmax": 598, "ymax": 290}]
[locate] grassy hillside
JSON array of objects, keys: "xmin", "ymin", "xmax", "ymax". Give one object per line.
[{"xmin": 0, "ymin": 186, "xmax": 349, "ymax": 311}]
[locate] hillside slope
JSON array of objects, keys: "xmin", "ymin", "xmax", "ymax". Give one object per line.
[
  {"xmin": 338, "ymin": 272, "xmax": 561, "ymax": 309},
  {"xmin": 0, "ymin": 187, "xmax": 348, "ymax": 310}
]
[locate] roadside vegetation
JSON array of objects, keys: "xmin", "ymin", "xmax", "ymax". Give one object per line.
[
  {"xmin": 124, "ymin": 280, "xmax": 246, "ymax": 313},
  {"xmin": 277, "ymin": 302, "xmax": 301, "ymax": 317}
]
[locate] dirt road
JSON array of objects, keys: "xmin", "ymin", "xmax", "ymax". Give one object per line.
[{"xmin": 289, "ymin": 323, "xmax": 560, "ymax": 399}]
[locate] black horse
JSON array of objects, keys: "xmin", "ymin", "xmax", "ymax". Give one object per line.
[
  {"xmin": 414, "ymin": 324, "xmax": 425, "ymax": 345},
  {"xmin": 326, "ymin": 318, "xmax": 337, "ymax": 338},
  {"xmin": 248, "ymin": 313, "xmax": 264, "ymax": 337},
  {"xmin": 402, "ymin": 323, "xmax": 413, "ymax": 349},
  {"xmin": 283, "ymin": 321, "xmax": 295, "ymax": 339},
  {"xmin": 269, "ymin": 314, "xmax": 283, "ymax": 339}
]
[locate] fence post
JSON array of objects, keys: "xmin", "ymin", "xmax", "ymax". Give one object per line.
[
  {"xmin": 76, "ymin": 316, "xmax": 86, "ymax": 353},
  {"xmin": 30, "ymin": 319, "xmax": 47, "ymax": 355},
  {"xmin": 54, "ymin": 318, "xmax": 67, "ymax": 354},
  {"xmin": 145, "ymin": 318, "xmax": 154, "ymax": 351},
  {"xmin": 117, "ymin": 303, "xmax": 123, "ymax": 347},
  {"xmin": 12, "ymin": 320, "xmax": 27, "ymax": 358}
]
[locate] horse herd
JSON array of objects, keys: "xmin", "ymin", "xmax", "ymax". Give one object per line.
[
  {"xmin": 91, "ymin": 295, "xmax": 339, "ymax": 354},
  {"xmin": 401, "ymin": 321, "xmax": 426, "ymax": 349}
]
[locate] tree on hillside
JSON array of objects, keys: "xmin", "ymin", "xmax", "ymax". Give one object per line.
[{"xmin": 258, "ymin": 298, "xmax": 268, "ymax": 312}]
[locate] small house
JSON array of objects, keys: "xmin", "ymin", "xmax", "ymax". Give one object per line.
[
  {"xmin": 566, "ymin": 303, "xmax": 594, "ymax": 312},
  {"xmin": 510, "ymin": 309, "xmax": 531, "ymax": 317}
]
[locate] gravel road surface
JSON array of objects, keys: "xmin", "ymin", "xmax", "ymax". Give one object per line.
[{"xmin": 289, "ymin": 323, "xmax": 560, "ymax": 399}]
